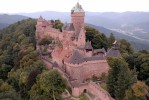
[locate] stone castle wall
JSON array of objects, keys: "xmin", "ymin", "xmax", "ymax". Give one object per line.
[
  {"xmin": 45, "ymin": 27, "xmax": 62, "ymax": 39},
  {"xmin": 65, "ymin": 60, "xmax": 109, "ymax": 82},
  {"xmin": 72, "ymin": 81, "xmax": 112, "ymax": 100}
]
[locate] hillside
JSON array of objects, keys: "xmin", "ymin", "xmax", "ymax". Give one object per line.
[
  {"xmin": 18, "ymin": 11, "xmax": 70, "ymax": 22},
  {"xmin": 0, "ymin": 14, "xmax": 28, "ymax": 29},
  {"xmin": 0, "ymin": 18, "xmax": 68, "ymax": 99},
  {"xmin": 86, "ymin": 23, "xmax": 149, "ymax": 51},
  {"xmin": 0, "ymin": 23, "xmax": 9, "ymax": 29},
  {"xmin": 85, "ymin": 23, "xmax": 139, "ymax": 40}
]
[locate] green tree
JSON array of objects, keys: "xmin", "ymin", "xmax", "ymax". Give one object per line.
[
  {"xmin": 53, "ymin": 20, "xmax": 63, "ymax": 32},
  {"xmin": 124, "ymin": 81, "xmax": 148, "ymax": 100},
  {"xmin": 0, "ymin": 64, "xmax": 12, "ymax": 80},
  {"xmin": 107, "ymin": 57, "xmax": 131, "ymax": 99},
  {"xmin": 145, "ymin": 78, "xmax": 149, "ymax": 86},
  {"xmin": 0, "ymin": 81, "xmax": 19, "ymax": 100},
  {"xmin": 85, "ymin": 26, "xmax": 109, "ymax": 50},
  {"xmin": 124, "ymin": 52, "xmax": 149, "ymax": 81},
  {"xmin": 30, "ymin": 69, "xmax": 67, "ymax": 100},
  {"xmin": 115, "ymin": 62, "xmax": 131, "ymax": 100},
  {"xmin": 129, "ymin": 68, "xmax": 138, "ymax": 86},
  {"xmin": 38, "ymin": 37, "xmax": 53, "ymax": 46},
  {"xmin": 119, "ymin": 39, "xmax": 134, "ymax": 55},
  {"xmin": 0, "ymin": 18, "xmax": 49, "ymax": 99},
  {"xmin": 108, "ymin": 33, "xmax": 115, "ymax": 47}
]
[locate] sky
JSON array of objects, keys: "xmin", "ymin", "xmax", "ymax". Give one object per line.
[{"xmin": 0, "ymin": 0, "xmax": 149, "ymax": 13}]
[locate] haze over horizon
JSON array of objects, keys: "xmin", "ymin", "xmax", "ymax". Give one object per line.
[{"xmin": 0, "ymin": 0, "xmax": 149, "ymax": 14}]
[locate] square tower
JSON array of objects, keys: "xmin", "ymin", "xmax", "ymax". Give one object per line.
[{"xmin": 71, "ymin": 3, "xmax": 85, "ymax": 33}]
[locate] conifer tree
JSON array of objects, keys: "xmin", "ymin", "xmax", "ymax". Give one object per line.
[
  {"xmin": 107, "ymin": 57, "xmax": 122, "ymax": 97},
  {"xmin": 108, "ymin": 33, "xmax": 115, "ymax": 47},
  {"xmin": 115, "ymin": 63, "xmax": 131, "ymax": 100},
  {"xmin": 107, "ymin": 57, "xmax": 131, "ymax": 99}
]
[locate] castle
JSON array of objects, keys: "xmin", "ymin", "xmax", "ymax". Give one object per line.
[{"xmin": 36, "ymin": 2, "xmax": 120, "ymax": 99}]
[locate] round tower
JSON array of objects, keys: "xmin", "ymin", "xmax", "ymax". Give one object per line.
[{"xmin": 71, "ymin": 3, "xmax": 85, "ymax": 33}]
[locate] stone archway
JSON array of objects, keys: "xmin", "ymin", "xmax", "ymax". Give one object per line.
[{"xmin": 83, "ymin": 89, "xmax": 87, "ymax": 93}]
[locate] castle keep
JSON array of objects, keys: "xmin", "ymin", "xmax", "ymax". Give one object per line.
[{"xmin": 36, "ymin": 2, "xmax": 120, "ymax": 99}]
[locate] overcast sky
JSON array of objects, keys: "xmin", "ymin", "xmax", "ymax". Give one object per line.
[{"xmin": 0, "ymin": 0, "xmax": 149, "ymax": 13}]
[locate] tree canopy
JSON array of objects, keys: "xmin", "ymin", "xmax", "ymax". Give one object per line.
[
  {"xmin": 0, "ymin": 19, "xmax": 68, "ymax": 99},
  {"xmin": 85, "ymin": 26, "xmax": 109, "ymax": 50}
]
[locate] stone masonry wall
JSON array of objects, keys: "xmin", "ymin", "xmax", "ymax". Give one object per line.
[
  {"xmin": 72, "ymin": 81, "xmax": 112, "ymax": 100},
  {"xmin": 65, "ymin": 60, "xmax": 109, "ymax": 83}
]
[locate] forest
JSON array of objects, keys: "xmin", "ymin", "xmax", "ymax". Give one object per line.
[
  {"xmin": 0, "ymin": 18, "xmax": 148, "ymax": 100},
  {"xmin": 0, "ymin": 19, "xmax": 67, "ymax": 100}
]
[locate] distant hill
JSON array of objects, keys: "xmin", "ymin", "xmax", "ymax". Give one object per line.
[
  {"xmin": 18, "ymin": 11, "xmax": 149, "ymax": 41},
  {"xmin": 0, "ymin": 23, "xmax": 9, "ymax": 29},
  {"xmin": 85, "ymin": 23, "xmax": 139, "ymax": 41},
  {"xmin": 18, "ymin": 11, "xmax": 149, "ymax": 28},
  {"xmin": 0, "ymin": 14, "xmax": 28, "ymax": 29},
  {"xmin": 18, "ymin": 11, "xmax": 70, "ymax": 22},
  {"xmin": 85, "ymin": 23, "xmax": 149, "ymax": 51}
]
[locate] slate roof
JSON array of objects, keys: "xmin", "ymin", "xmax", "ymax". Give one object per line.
[
  {"xmin": 63, "ymin": 23, "xmax": 75, "ymax": 31},
  {"xmin": 69, "ymin": 50, "xmax": 106, "ymax": 64},
  {"xmin": 71, "ymin": 3, "xmax": 84, "ymax": 13},
  {"xmin": 69, "ymin": 50, "xmax": 84, "ymax": 64},
  {"xmin": 84, "ymin": 56, "xmax": 105, "ymax": 62},
  {"xmin": 106, "ymin": 48, "xmax": 121, "ymax": 57},
  {"xmin": 94, "ymin": 48, "xmax": 106, "ymax": 53},
  {"xmin": 85, "ymin": 41, "xmax": 93, "ymax": 50},
  {"xmin": 77, "ymin": 47, "xmax": 85, "ymax": 51}
]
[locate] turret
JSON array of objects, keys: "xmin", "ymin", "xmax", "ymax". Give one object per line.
[
  {"xmin": 85, "ymin": 41, "xmax": 93, "ymax": 57},
  {"xmin": 37, "ymin": 16, "xmax": 44, "ymax": 25}
]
